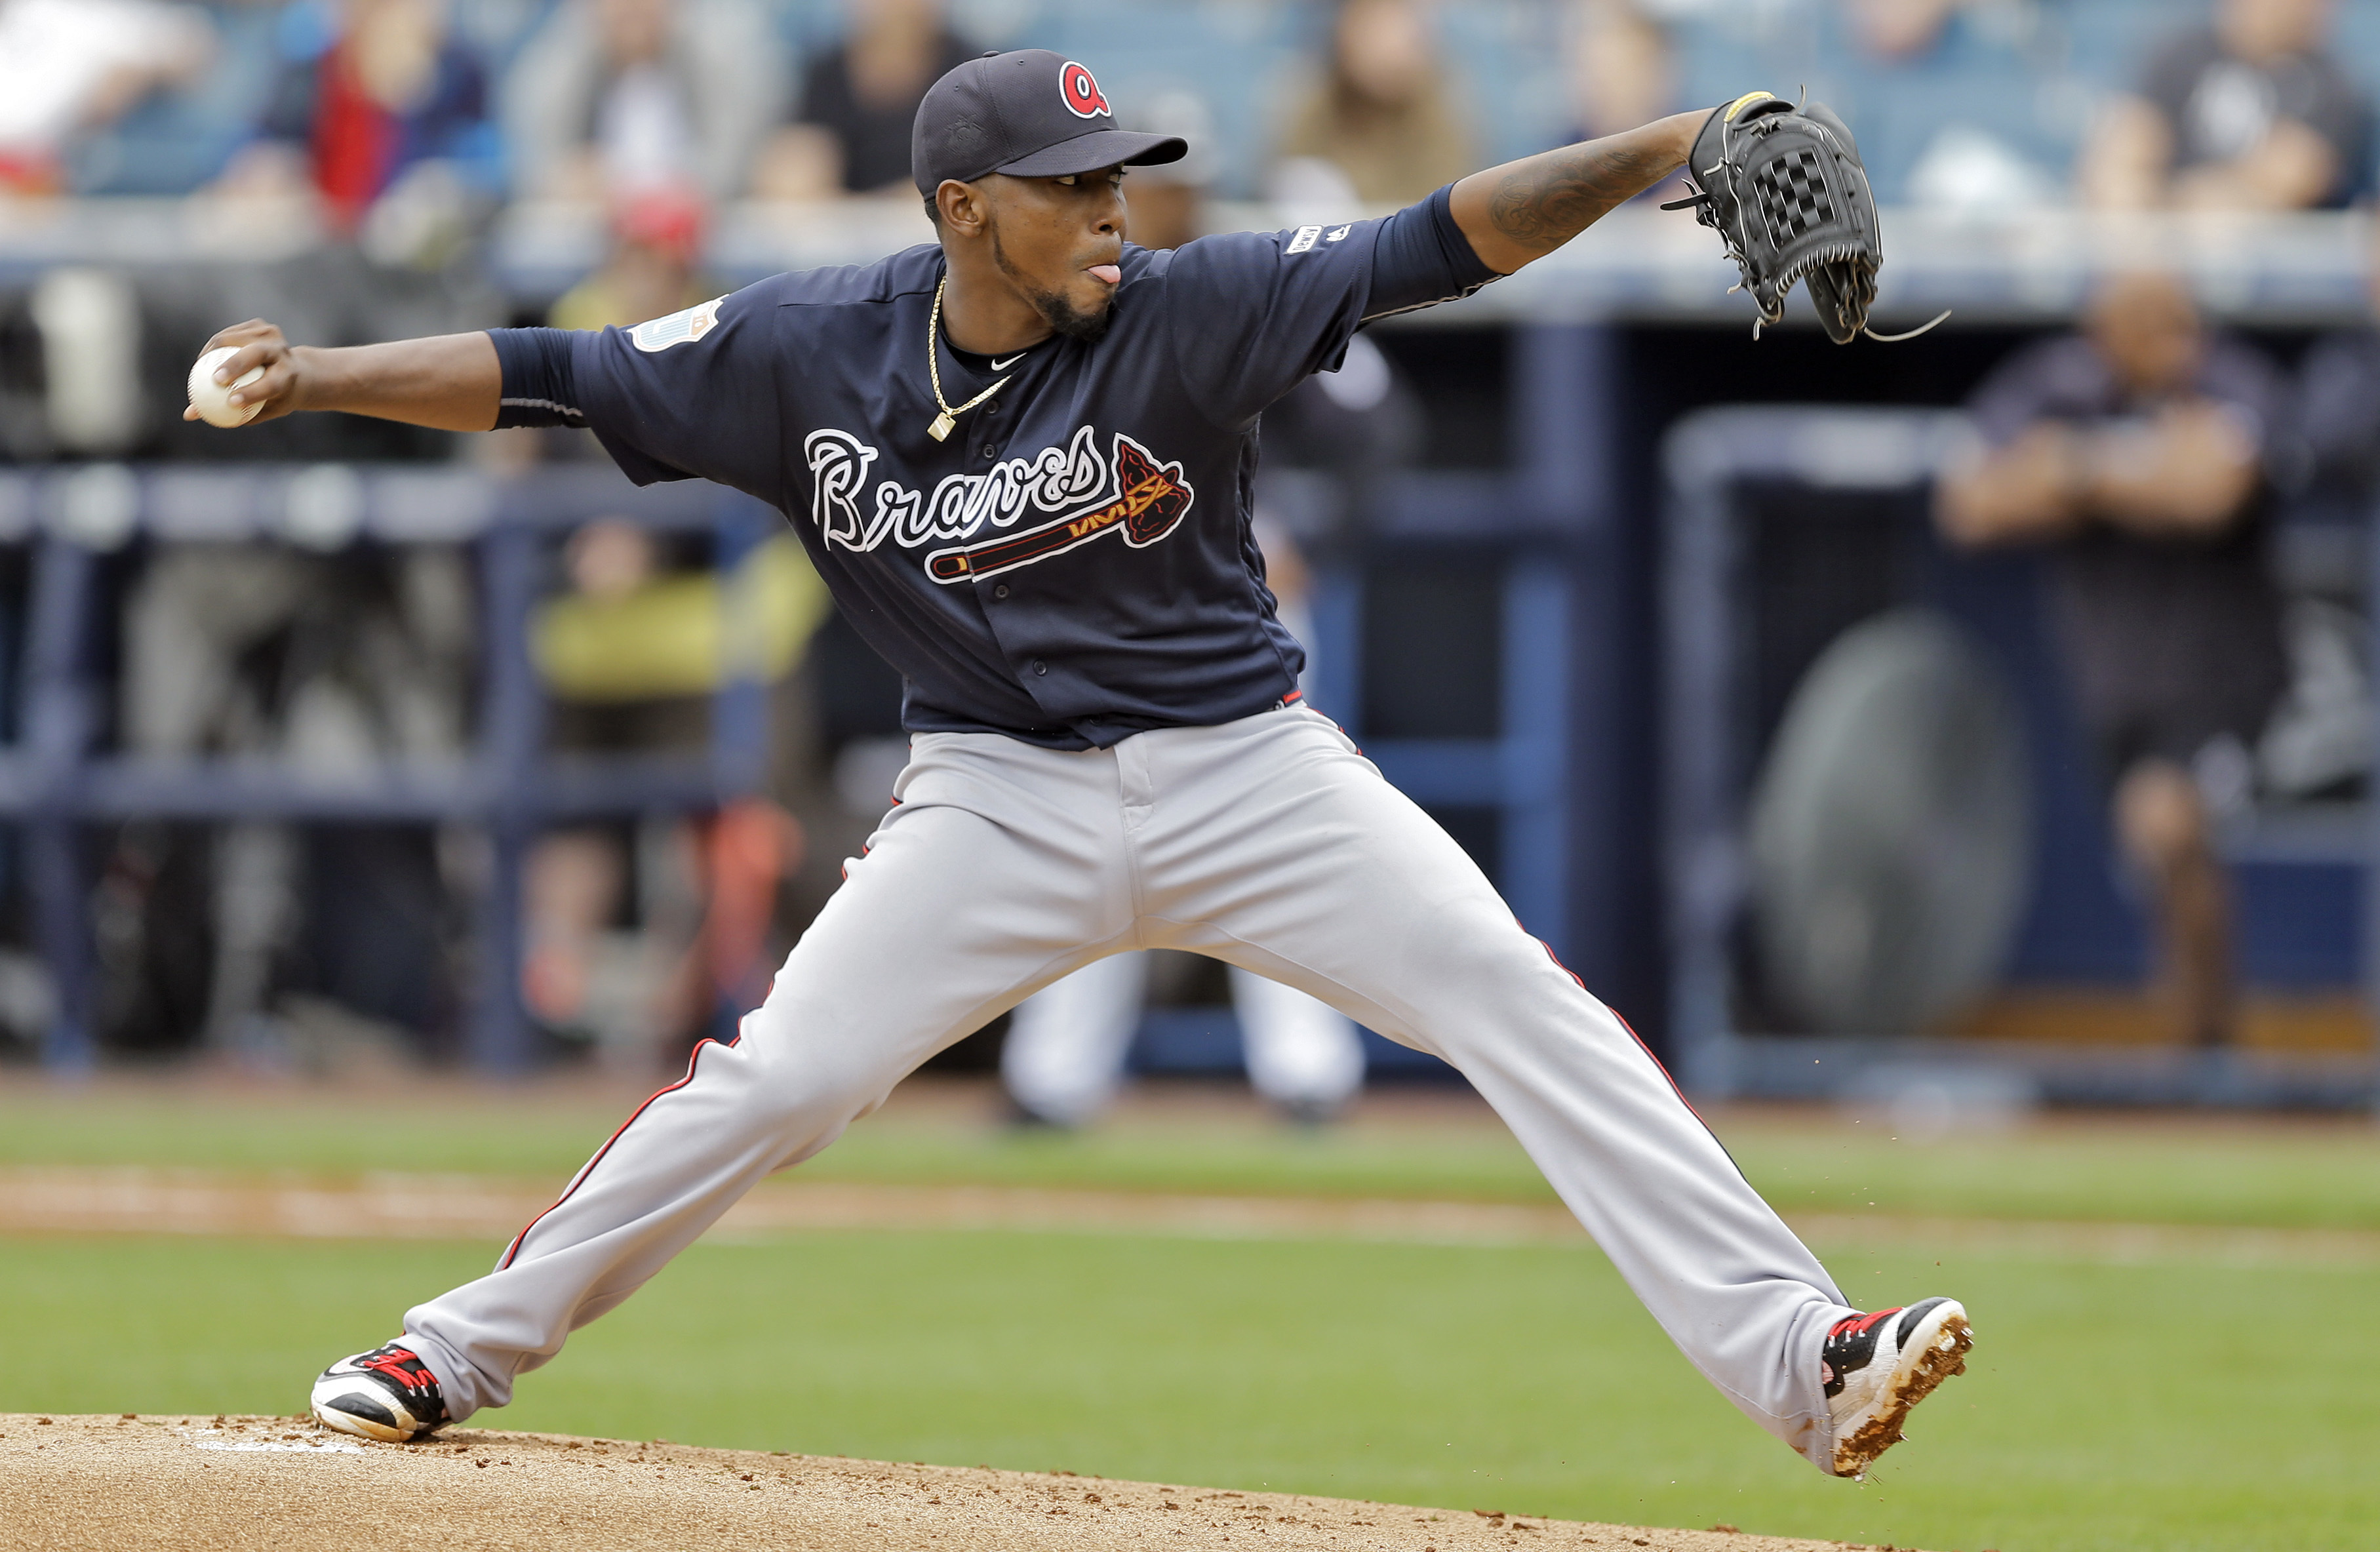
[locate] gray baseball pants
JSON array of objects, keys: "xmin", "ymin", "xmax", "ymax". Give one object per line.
[{"xmin": 402, "ymin": 704, "xmax": 1854, "ymax": 1470}]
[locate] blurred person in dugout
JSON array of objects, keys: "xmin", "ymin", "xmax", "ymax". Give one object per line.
[
  {"xmin": 1271, "ymin": 0, "xmax": 1477, "ymax": 212},
  {"xmin": 1935, "ymin": 271, "xmax": 2290, "ymax": 1051},
  {"xmin": 2296, "ymin": 209, "xmax": 2380, "ymax": 516},
  {"xmin": 2080, "ymin": 0, "xmax": 2371, "ymax": 210},
  {"xmin": 999, "ymin": 97, "xmax": 1422, "ymax": 1128},
  {"xmin": 2267, "ymin": 213, "xmax": 2380, "ymax": 809},
  {"xmin": 0, "ymin": 0, "xmax": 213, "ymax": 193},
  {"xmin": 752, "ymin": 0, "xmax": 974, "ymax": 200},
  {"xmin": 526, "ymin": 516, "xmax": 829, "ymax": 1071},
  {"xmin": 504, "ymin": 0, "xmax": 782, "ymax": 203},
  {"xmin": 111, "ymin": 528, "xmax": 477, "ymax": 1064}
]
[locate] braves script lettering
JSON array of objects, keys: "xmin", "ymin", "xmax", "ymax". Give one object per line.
[{"xmin": 804, "ymin": 426, "xmax": 1195, "ymax": 584}]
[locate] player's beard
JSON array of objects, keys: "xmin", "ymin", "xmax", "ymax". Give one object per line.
[{"xmin": 990, "ymin": 224, "xmax": 1114, "ymax": 345}]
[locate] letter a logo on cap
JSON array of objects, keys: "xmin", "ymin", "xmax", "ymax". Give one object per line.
[{"xmin": 1059, "ymin": 60, "xmax": 1109, "ymax": 119}]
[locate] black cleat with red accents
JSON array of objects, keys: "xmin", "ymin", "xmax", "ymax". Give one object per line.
[
  {"xmin": 310, "ymin": 1342, "xmax": 449, "ymax": 1443},
  {"xmin": 1821, "ymin": 1297, "xmax": 1972, "ymax": 1477}
]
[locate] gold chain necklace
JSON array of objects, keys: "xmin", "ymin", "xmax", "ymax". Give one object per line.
[{"xmin": 925, "ymin": 274, "xmax": 1010, "ymax": 442}]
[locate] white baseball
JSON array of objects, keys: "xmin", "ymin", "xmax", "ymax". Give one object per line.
[{"xmin": 187, "ymin": 346, "xmax": 266, "ymax": 428}]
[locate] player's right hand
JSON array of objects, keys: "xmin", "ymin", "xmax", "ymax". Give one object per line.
[{"xmin": 185, "ymin": 319, "xmax": 305, "ymax": 424}]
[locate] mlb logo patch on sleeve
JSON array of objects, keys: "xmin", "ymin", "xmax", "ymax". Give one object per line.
[
  {"xmin": 630, "ymin": 296, "xmax": 726, "ymax": 353},
  {"xmin": 1286, "ymin": 226, "xmax": 1323, "ymax": 255}
]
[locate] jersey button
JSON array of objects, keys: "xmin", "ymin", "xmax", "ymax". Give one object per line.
[
  {"xmin": 993, "ymin": 584, "xmax": 1010, "ymax": 599},
  {"xmin": 1031, "ymin": 659, "xmax": 1047, "ymax": 675},
  {"xmin": 982, "ymin": 401, "xmax": 999, "ymax": 416},
  {"xmin": 980, "ymin": 443, "xmax": 998, "ymax": 460}
]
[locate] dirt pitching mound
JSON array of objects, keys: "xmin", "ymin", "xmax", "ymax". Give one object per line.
[{"xmin": 1, "ymin": 1414, "xmax": 1918, "ymax": 1552}]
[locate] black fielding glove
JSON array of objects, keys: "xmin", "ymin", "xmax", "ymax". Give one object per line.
[{"xmin": 1667, "ymin": 91, "xmax": 1887, "ymax": 344}]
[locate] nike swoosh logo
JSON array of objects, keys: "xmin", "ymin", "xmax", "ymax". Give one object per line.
[{"xmin": 991, "ymin": 353, "xmax": 1027, "ymax": 371}]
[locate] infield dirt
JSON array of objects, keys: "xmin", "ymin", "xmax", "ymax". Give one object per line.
[{"xmin": 1, "ymin": 1414, "xmax": 1924, "ymax": 1552}]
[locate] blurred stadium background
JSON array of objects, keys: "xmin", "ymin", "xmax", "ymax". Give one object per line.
[{"xmin": 2, "ymin": 2, "xmax": 2378, "ymax": 1549}]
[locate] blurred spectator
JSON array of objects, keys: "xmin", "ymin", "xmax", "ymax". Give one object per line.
[
  {"xmin": 505, "ymin": 0, "xmax": 783, "ymax": 202},
  {"xmin": 1836, "ymin": 0, "xmax": 2067, "ymax": 210},
  {"xmin": 526, "ymin": 517, "xmax": 827, "ymax": 1066},
  {"xmin": 223, "ymin": 0, "xmax": 502, "ymax": 237},
  {"xmin": 0, "ymin": 0, "xmax": 213, "ymax": 194},
  {"xmin": 2296, "ymin": 209, "xmax": 2380, "ymax": 519},
  {"xmin": 549, "ymin": 188, "xmax": 715, "ymax": 332},
  {"xmin": 1551, "ymin": 1, "xmax": 1686, "ymax": 207},
  {"xmin": 2079, "ymin": 0, "xmax": 2370, "ymax": 211},
  {"xmin": 1842, "ymin": 0, "xmax": 1971, "ymax": 63},
  {"xmin": 1564, "ymin": 1, "xmax": 1676, "ymax": 144},
  {"xmin": 754, "ymin": 0, "xmax": 972, "ymax": 200},
  {"xmin": 1273, "ymin": 0, "xmax": 1477, "ymax": 210},
  {"xmin": 1935, "ymin": 271, "xmax": 2290, "ymax": 1050}
]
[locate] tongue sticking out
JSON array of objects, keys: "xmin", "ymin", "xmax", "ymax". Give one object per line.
[{"xmin": 1087, "ymin": 264, "xmax": 1122, "ymax": 285}]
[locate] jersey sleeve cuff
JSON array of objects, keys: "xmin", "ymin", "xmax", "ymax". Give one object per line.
[
  {"xmin": 1423, "ymin": 182, "xmax": 1501, "ymax": 291},
  {"xmin": 1362, "ymin": 184, "xmax": 1501, "ymax": 324},
  {"xmin": 488, "ymin": 327, "xmax": 588, "ymax": 429}
]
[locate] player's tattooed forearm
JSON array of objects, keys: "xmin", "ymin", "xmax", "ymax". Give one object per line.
[{"xmin": 1485, "ymin": 139, "xmax": 1677, "ymax": 254}]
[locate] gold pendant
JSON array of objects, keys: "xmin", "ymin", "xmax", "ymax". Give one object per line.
[{"xmin": 928, "ymin": 412, "xmax": 955, "ymax": 442}]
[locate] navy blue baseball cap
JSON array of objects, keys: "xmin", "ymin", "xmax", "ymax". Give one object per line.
[{"xmin": 912, "ymin": 50, "xmax": 1187, "ymax": 194}]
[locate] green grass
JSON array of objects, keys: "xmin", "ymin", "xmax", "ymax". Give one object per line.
[
  {"xmin": 3, "ymin": 1227, "xmax": 2374, "ymax": 1552},
  {"xmin": 1717, "ymin": 1115, "xmax": 2380, "ymax": 1231},
  {"xmin": 5, "ymin": 1080, "xmax": 2377, "ymax": 1229},
  {"xmin": 0, "ymin": 1084, "xmax": 641, "ymax": 1180}
]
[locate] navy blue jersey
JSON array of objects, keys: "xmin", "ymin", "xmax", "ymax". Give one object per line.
[{"xmin": 493, "ymin": 186, "xmax": 1497, "ymax": 747}]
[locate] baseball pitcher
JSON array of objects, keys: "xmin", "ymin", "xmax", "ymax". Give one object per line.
[{"xmin": 189, "ymin": 54, "xmax": 1965, "ymax": 1479}]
